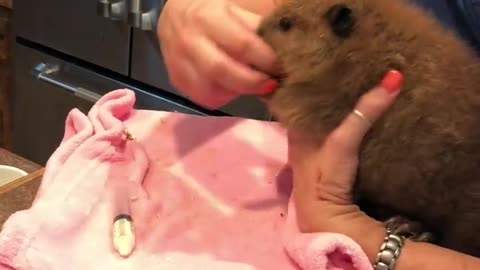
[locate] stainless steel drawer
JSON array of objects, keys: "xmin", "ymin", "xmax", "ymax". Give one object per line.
[{"xmin": 12, "ymin": 43, "xmax": 206, "ymax": 165}]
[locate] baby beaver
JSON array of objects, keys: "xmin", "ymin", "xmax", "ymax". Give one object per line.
[{"xmin": 258, "ymin": 0, "xmax": 480, "ymax": 257}]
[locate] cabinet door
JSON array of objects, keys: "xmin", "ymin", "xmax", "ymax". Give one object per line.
[
  {"xmin": 14, "ymin": 0, "xmax": 131, "ymax": 75},
  {"xmin": 129, "ymin": 1, "xmax": 271, "ymax": 120}
]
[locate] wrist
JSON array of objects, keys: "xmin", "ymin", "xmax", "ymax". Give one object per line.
[
  {"xmin": 330, "ymin": 210, "xmax": 387, "ymax": 265},
  {"xmin": 334, "ymin": 212, "xmax": 480, "ymax": 270},
  {"xmin": 294, "ymin": 202, "xmax": 394, "ymax": 265},
  {"xmin": 299, "ymin": 202, "xmax": 388, "ymax": 264}
]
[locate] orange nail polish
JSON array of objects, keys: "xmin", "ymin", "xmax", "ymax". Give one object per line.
[
  {"xmin": 381, "ymin": 70, "xmax": 404, "ymax": 94},
  {"xmin": 261, "ymin": 80, "xmax": 279, "ymax": 95}
]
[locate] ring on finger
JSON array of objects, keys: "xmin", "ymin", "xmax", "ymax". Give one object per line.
[{"xmin": 352, "ymin": 109, "xmax": 372, "ymax": 127}]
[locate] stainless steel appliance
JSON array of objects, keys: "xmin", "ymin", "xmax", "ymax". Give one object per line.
[{"xmin": 13, "ymin": 0, "xmax": 271, "ymax": 165}]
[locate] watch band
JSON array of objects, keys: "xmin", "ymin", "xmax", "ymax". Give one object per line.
[{"xmin": 374, "ymin": 228, "xmax": 406, "ymax": 270}]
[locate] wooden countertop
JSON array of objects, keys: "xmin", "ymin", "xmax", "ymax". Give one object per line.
[
  {"xmin": 0, "ymin": 148, "xmax": 42, "ymax": 174},
  {"xmin": 0, "ymin": 148, "xmax": 43, "ymax": 228}
]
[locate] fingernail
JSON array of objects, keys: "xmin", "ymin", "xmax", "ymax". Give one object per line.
[
  {"xmin": 261, "ymin": 79, "xmax": 279, "ymax": 95},
  {"xmin": 381, "ymin": 70, "xmax": 404, "ymax": 94}
]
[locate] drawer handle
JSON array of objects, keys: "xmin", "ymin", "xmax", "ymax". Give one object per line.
[
  {"xmin": 127, "ymin": 0, "xmax": 156, "ymax": 31},
  {"xmin": 32, "ymin": 63, "xmax": 102, "ymax": 103},
  {"xmin": 97, "ymin": 0, "xmax": 127, "ymax": 21}
]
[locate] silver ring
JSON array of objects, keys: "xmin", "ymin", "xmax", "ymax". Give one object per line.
[{"xmin": 352, "ymin": 109, "xmax": 372, "ymax": 127}]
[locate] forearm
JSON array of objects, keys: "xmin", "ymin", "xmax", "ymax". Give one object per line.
[
  {"xmin": 397, "ymin": 241, "xmax": 480, "ymax": 270},
  {"xmin": 339, "ymin": 212, "xmax": 480, "ymax": 270}
]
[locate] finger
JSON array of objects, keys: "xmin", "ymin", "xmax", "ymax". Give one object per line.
[
  {"xmin": 189, "ymin": 82, "xmax": 239, "ymax": 110},
  {"xmin": 330, "ymin": 70, "xmax": 404, "ymax": 153},
  {"xmin": 181, "ymin": 32, "xmax": 274, "ymax": 95},
  {"xmin": 228, "ymin": 5, "xmax": 284, "ymax": 76},
  {"xmin": 197, "ymin": 5, "xmax": 277, "ymax": 75},
  {"xmin": 163, "ymin": 44, "xmax": 238, "ymax": 109},
  {"xmin": 166, "ymin": 57, "xmax": 237, "ymax": 109},
  {"xmin": 227, "ymin": 4, "xmax": 263, "ymax": 30},
  {"xmin": 162, "ymin": 40, "xmax": 197, "ymax": 94}
]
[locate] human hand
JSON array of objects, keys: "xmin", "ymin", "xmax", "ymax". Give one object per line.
[
  {"xmin": 157, "ymin": 0, "xmax": 280, "ymax": 109},
  {"xmin": 287, "ymin": 70, "xmax": 404, "ymax": 234},
  {"xmin": 287, "ymin": 70, "xmax": 480, "ymax": 270}
]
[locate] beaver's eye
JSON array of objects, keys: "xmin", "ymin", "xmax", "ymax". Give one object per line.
[
  {"xmin": 278, "ymin": 17, "xmax": 293, "ymax": 32},
  {"xmin": 325, "ymin": 4, "xmax": 355, "ymax": 38}
]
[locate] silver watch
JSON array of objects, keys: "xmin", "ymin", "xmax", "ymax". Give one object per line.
[{"xmin": 373, "ymin": 228, "xmax": 406, "ymax": 270}]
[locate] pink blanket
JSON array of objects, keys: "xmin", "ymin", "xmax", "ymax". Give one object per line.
[{"xmin": 0, "ymin": 89, "xmax": 373, "ymax": 270}]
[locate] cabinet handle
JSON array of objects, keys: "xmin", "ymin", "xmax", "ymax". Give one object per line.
[
  {"xmin": 127, "ymin": 0, "xmax": 156, "ymax": 31},
  {"xmin": 32, "ymin": 63, "xmax": 102, "ymax": 103},
  {"xmin": 97, "ymin": 0, "xmax": 127, "ymax": 21}
]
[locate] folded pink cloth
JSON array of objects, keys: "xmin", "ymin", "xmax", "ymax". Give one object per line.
[{"xmin": 0, "ymin": 89, "xmax": 373, "ymax": 270}]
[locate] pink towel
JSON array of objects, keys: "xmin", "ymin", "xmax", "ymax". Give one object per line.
[{"xmin": 0, "ymin": 89, "xmax": 373, "ymax": 270}]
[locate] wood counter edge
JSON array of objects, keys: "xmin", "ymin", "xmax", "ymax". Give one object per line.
[{"xmin": 0, "ymin": 168, "xmax": 44, "ymax": 194}]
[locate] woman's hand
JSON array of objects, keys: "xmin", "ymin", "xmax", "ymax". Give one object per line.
[
  {"xmin": 287, "ymin": 70, "xmax": 404, "ymax": 264},
  {"xmin": 288, "ymin": 70, "xmax": 403, "ymax": 234},
  {"xmin": 287, "ymin": 70, "xmax": 480, "ymax": 270},
  {"xmin": 157, "ymin": 0, "xmax": 280, "ymax": 109}
]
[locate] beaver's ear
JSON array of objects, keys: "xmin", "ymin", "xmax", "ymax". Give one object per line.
[{"xmin": 325, "ymin": 4, "xmax": 355, "ymax": 38}]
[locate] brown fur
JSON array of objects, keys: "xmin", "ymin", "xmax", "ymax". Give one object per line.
[{"xmin": 258, "ymin": 0, "xmax": 480, "ymax": 257}]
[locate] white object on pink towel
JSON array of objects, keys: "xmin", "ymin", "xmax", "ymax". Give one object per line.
[{"xmin": 0, "ymin": 89, "xmax": 373, "ymax": 270}]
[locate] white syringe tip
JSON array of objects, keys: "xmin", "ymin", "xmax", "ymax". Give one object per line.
[
  {"xmin": 112, "ymin": 214, "xmax": 136, "ymax": 257},
  {"xmin": 114, "ymin": 235, "xmax": 135, "ymax": 257}
]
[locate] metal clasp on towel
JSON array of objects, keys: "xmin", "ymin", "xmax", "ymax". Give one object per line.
[{"xmin": 123, "ymin": 129, "xmax": 136, "ymax": 141}]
